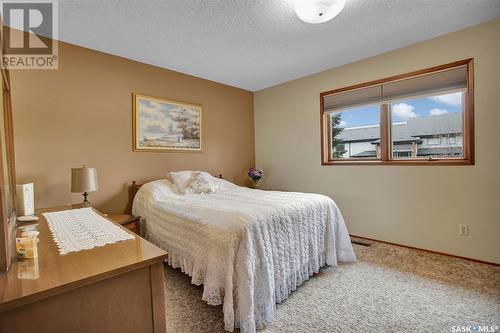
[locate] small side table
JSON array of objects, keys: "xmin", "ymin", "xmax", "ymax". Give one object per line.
[{"xmin": 106, "ymin": 214, "xmax": 141, "ymax": 235}]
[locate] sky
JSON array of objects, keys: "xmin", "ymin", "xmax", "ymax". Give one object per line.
[
  {"xmin": 334, "ymin": 92, "xmax": 463, "ymax": 128},
  {"xmin": 138, "ymin": 99, "xmax": 199, "ymax": 139}
]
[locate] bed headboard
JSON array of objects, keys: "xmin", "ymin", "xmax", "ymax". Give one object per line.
[
  {"xmin": 128, "ymin": 174, "xmax": 223, "ymax": 214},
  {"xmin": 128, "ymin": 181, "xmax": 142, "ymax": 214}
]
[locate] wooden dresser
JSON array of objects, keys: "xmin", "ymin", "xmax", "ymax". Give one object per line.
[{"xmin": 0, "ymin": 205, "xmax": 168, "ymax": 333}]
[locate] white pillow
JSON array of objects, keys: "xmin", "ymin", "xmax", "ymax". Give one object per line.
[
  {"xmin": 186, "ymin": 172, "xmax": 219, "ymax": 194},
  {"xmin": 168, "ymin": 170, "xmax": 198, "ymax": 194}
]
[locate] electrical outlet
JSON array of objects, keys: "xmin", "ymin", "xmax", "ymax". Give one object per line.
[{"xmin": 458, "ymin": 224, "xmax": 469, "ymax": 236}]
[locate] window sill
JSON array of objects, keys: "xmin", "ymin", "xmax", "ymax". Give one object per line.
[{"xmin": 321, "ymin": 158, "xmax": 474, "ymax": 166}]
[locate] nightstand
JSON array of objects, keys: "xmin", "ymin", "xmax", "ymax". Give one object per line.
[{"xmin": 106, "ymin": 214, "xmax": 141, "ymax": 235}]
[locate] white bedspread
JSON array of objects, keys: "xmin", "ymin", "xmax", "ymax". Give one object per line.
[{"xmin": 133, "ymin": 178, "xmax": 356, "ymax": 332}]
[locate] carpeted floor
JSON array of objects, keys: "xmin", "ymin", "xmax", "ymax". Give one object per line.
[{"xmin": 164, "ymin": 238, "xmax": 500, "ymax": 332}]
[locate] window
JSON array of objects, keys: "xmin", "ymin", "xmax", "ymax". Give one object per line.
[
  {"xmin": 390, "ymin": 93, "xmax": 464, "ymax": 159},
  {"xmin": 427, "ymin": 137, "xmax": 441, "ymax": 145},
  {"xmin": 446, "ymin": 137, "xmax": 455, "ymax": 144},
  {"xmin": 330, "ymin": 105, "xmax": 380, "ymax": 159},
  {"xmin": 320, "ymin": 59, "xmax": 474, "ymax": 165}
]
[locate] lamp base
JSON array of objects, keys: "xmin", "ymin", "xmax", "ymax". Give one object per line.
[{"xmin": 76, "ymin": 192, "xmax": 92, "ymax": 208}]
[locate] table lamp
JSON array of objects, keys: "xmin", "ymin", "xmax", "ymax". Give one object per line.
[{"xmin": 71, "ymin": 165, "xmax": 98, "ymax": 206}]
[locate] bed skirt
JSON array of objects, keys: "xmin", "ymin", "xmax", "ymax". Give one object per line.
[{"xmin": 145, "ymin": 232, "xmax": 331, "ymax": 332}]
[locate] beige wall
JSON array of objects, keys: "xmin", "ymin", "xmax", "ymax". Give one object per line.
[
  {"xmin": 255, "ymin": 19, "xmax": 500, "ymax": 263},
  {"xmin": 11, "ymin": 42, "xmax": 255, "ymax": 213}
]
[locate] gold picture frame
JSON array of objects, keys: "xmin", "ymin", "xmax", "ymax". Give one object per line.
[{"xmin": 133, "ymin": 93, "xmax": 202, "ymax": 152}]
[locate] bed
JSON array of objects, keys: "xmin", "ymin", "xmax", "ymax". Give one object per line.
[{"xmin": 132, "ymin": 174, "xmax": 356, "ymax": 333}]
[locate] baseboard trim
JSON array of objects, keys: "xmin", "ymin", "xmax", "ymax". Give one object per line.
[{"xmin": 349, "ymin": 234, "xmax": 500, "ymax": 267}]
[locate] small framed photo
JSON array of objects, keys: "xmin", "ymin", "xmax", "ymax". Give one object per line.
[{"xmin": 133, "ymin": 93, "xmax": 202, "ymax": 152}]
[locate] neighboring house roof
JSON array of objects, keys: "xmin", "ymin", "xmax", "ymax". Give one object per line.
[
  {"xmin": 351, "ymin": 150, "xmax": 377, "ymax": 158},
  {"xmin": 406, "ymin": 112, "xmax": 462, "ymax": 136},
  {"xmin": 371, "ymin": 135, "xmax": 420, "ymax": 144},
  {"xmin": 337, "ymin": 112, "xmax": 462, "ymax": 143},
  {"xmin": 337, "ymin": 124, "xmax": 380, "ymax": 142},
  {"xmin": 417, "ymin": 147, "xmax": 463, "ymax": 156}
]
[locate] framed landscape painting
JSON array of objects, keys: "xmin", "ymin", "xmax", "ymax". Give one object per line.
[{"xmin": 133, "ymin": 93, "xmax": 202, "ymax": 152}]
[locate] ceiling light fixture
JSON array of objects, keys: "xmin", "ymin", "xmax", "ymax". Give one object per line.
[{"xmin": 294, "ymin": 0, "xmax": 346, "ymax": 24}]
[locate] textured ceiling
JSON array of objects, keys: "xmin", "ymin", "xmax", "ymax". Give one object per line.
[{"xmin": 49, "ymin": 1, "xmax": 500, "ymax": 90}]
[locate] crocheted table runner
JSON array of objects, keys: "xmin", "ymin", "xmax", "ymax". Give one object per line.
[{"xmin": 43, "ymin": 208, "xmax": 135, "ymax": 254}]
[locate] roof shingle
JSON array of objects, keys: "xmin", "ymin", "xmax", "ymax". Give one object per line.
[{"xmin": 336, "ymin": 112, "xmax": 462, "ymax": 142}]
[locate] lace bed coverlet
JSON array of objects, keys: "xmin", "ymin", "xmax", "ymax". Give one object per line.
[{"xmin": 133, "ymin": 179, "xmax": 356, "ymax": 332}]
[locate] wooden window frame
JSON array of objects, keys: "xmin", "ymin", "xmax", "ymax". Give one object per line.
[
  {"xmin": 0, "ymin": 17, "xmax": 18, "ymax": 272},
  {"xmin": 320, "ymin": 59, "xmax": 474, "ymax": 166}
]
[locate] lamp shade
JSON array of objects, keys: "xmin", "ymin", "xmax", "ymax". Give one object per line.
[{"xmin": 71, "ymin": 167, "xmax": 98, "ymax": 193}]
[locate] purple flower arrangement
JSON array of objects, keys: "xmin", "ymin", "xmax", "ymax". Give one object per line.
[{"xmin": 247, "ymin": 167, "xmax": 263, "ymax": 185}]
